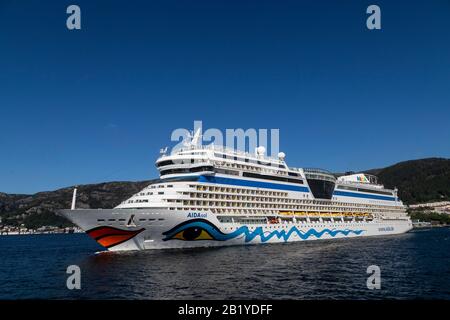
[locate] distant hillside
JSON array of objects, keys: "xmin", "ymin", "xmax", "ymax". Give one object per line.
[
  {"xmin": 0, "ymin": 181, "xmax": 153, "ymax": 229},
  {"xmin": 363, "ymin": 158, "xmax": 450, "ymax": 204}
]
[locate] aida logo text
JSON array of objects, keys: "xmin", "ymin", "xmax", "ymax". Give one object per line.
[
  {"xmin": 168, "ymin": 120, "xmax": 280, "ymax": 159},
  {"xmin": 187, "ymin": 212, "xmax": 207, "ymax": 218}
]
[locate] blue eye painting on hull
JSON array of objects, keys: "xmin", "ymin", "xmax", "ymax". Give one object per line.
[{"xmin": 162, "ymin": 219, "xmax": 364, "ymax": 242}]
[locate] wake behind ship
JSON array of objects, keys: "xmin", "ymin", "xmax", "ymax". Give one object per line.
[{"xmin": 59, "ymin": 132, "xmax": 412, "ymax": 251}]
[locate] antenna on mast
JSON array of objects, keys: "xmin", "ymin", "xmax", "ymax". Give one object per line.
[
  {"xmin": 182, "ymin": 131, "xmax": 193, "ymax": 147},
  {"xmin": 191, "ymin": 128, "xmax": 202, "ymax": 146},
  {"xmin": 160, "ymin": 147, "xmax": 168, "ymax": 155}
]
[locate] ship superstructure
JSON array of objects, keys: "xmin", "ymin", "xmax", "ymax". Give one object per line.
[{"xmin": 60, "ymin": 133, "xmax": 412, "ymax": 251}]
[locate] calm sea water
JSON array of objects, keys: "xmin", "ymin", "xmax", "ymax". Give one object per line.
[{"xmin": 1, "ymin": 228, "xmax": 449, "ymax": 299}]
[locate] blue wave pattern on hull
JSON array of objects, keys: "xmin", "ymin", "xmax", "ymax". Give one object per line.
[{"xmin": 162, "ymin": 220, "xmax": 365, "ymax": 242}]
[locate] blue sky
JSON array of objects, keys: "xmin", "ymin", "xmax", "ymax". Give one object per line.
[{"xmin": 1, "ymin": 0, "xmax": 449, "ymax": 194}]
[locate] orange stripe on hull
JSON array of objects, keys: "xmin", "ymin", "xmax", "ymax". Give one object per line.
[
  {"xmin": 97, "ymin": 234, "xmax": 136, "ymax": 248},
  {"xmin": 86, "ymin": 226, "xmax": 145, "ymax": 249},
  {"xmin": 88, "ymin": 226, "xmax": 138, "ymax": 239}
]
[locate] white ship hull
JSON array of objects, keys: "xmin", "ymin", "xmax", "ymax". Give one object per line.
[{"xmin": 60, "ymin": 208, "xmax": 413, "ymax": 251}]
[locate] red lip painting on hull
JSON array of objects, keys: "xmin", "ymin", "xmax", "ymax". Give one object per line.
[{"xmin": 86, "ymin": 226, "xmax": 145, "ymax": 249}]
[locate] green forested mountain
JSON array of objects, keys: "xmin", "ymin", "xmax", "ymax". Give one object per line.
[{"xmin": 364, "ymin": 158, "xmax": 450, "ymax": 204}]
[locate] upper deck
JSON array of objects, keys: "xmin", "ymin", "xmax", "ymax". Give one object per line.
[
  {"xmin": 157, "ymin": 144, "xmax": 286, "ymax": 168},
  {"xmin": 153, "ymin": 138, "xmax": 400, "ymax": 202}
]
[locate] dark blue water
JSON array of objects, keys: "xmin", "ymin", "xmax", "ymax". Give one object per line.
[{"xmin": 1, "ymin": 228, "xmax": 449, "ymax": 299}]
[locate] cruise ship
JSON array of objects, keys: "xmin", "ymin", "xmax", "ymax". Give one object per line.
[{"xmin": 59, "ymin": 132, "xmax": 412, "ymax": 251}]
